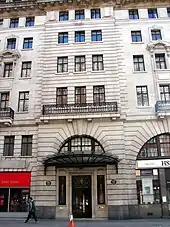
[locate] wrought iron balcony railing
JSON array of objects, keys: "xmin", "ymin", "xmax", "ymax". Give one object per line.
[
  {"xmin": 0, "ymin": 107, "xmax": 14, "ymax": 120},
  {"xmin": 42, "ymin": 102, "xmax": 118, "ymax": 115},
  {"xmin": 155, "ymin": 101, "xmax": 170, "ymax": 113}
]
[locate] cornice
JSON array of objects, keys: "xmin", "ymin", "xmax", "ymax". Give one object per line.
[{"xmin": 0, "ymin": 0, "xmax": 170, "ymax": 12}]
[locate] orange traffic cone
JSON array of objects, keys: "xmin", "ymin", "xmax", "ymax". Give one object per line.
[{"xmin": 68, "ymin": 215, "xmax": 76, "ymax": 227}]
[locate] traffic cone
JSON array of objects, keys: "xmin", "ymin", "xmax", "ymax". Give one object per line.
[{"xmin": 68, "ymin": 215, "xmax": 76, "ymax": 227}]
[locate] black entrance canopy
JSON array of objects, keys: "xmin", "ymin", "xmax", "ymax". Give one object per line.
[
  {"xmin": 43, "ymin": 135, "xmax": 119, "ymax": 175},
  {"xmin": 44, "ymin": 151, "xmax": 119, "ymax": 175}
]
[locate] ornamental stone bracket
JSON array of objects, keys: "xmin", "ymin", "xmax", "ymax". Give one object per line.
[
  {"xmin": 0, "ymin": 50, "xmax": 21, "ymax": 66},
  {"xmin": 146, "ymin": 40, "xmax": 170, "ymax": 57}
]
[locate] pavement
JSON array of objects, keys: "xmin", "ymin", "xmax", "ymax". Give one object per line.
[{"xmin": 0, "ymin": 219, "xmax": 170, "ymax": 227}]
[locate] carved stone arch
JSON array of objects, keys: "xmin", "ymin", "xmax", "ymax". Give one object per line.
[{"xmin": 129, "ymin": 120, "xmax": 170, "ymax": 160}]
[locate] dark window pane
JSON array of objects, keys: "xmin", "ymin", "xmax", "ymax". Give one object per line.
[
  {"xmin": 21, "ymin": 135, "xmax": 32, "ymax": 156},
  {"xmin": 59, "ymin": 176, "xmax": 66, "ymax": 205},
  {"xmin": 97, "ymin": 175, "xmax": 105, "ymax": 204},
  {"xmin": 3, "ymin": 136, "xmax": 15, "ymax": 156}
]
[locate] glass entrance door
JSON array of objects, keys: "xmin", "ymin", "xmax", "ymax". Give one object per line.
[{"xmin": 72, "ymin": 175, "xmax": 92, "ymax": 218}]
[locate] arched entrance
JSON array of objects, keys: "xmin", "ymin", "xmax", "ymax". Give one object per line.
[
  {"xmin": 136, "ymin": 133, "xmax": 170, "ymax": 217},
  {"xmin": 44, "ymin": 135, "xmax": 119, "ymax": 219}
]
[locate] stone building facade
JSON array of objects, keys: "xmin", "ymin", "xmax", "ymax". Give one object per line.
[{"xmin": 0, "ymin": 0, "xmax": 170, "ymax": 220}]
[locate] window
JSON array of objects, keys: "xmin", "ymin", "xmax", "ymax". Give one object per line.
[
  {"xmin": 0, "ymin": 92, "xmax": 9, "ymax": 109},
  {"xmin": 93, "ymin": 86, "xmax": 105, "ymax": 104},
  {"xmin": 92, "ymin": 55, "xmax": 104, "ymax": 71},
  {"xmin": 133, "ymin": 55, "xmax": 145, "ymax": 72},
  {"xmin": 3, "ymin": 63, "xmax": 13, "ymax": 77},
  {"xmin": 18, "ymin": 91, "xmax": 29, "ymax": 112},
  {"xmin": 21, "ymin": 135, "xmax": 32, "ymax": 156},
  {"xmin": 138, "ymin": 134, "xmax": 170, "ymax": 158},
  {"xmin": 159, "ymin": 84, "xmax": 170, "ymax": 102},
  {"xmin": 59, "ymin": 11, "xmax": 69, "ymax": 21},
  {"xmin": 151, "ymin": 29, "xmax": 162, "ymax": 40},
  {"xmin": 25, "ymin": 17, "xmax": 34, "ymax": 27},
  {"xmin": 56, "ymin": 87, "xmax": 68, "ymax": 105},
  {"xmin": 3, "ymin": 136, "xmax": 15, "ymax": 156},
  {"xmin": 91, "ymin": 30, "xmax": 102, "ymax": 41},
  {"xmin": 60, "ymin": 135, "xmax": 104, "ymax": 153},
  {"xmin": 9, "ymin": 18, "xmax": 19, "ymax": 28},
  {"xmin": 75, "ymin": 86, "xmax": 86, "ymax": 104},
  {"xmin": 7, "ymin": 38, "xmax": 16, "ymax": 50},
  {"xmin": 129, "ymin": 9, "xmax": 139, "ymax": 19},
  {"xmin": 136, "ymin": 169, "xmax": 160, "ymax": 205},
  {"xmin": 75, "ymin": 31, "xmax": 85, "ymax": 42},
  {"xmin": 59, "ymin": 176, "xmax": 66, "ymax": 205},
  {"xmin": 136, "ymin": 86, "xmax": 149, "ymax": 106},
  {"xmin": 75, "ymin": 55, "xmax": 86, "ymax": 72},
  {"xmin": 57, "ymin": 57, "xmax": 68, "ymax": 73},
  {"xmin": 21, "ymin": 62, "xmax": 32, "ymax": 78},
  {"xmin": 91, "ymin": 9, "xmax": 101, "ymax": 19},
  {"xmin": 155, "ymin": 54, "xmax": 167, "ymax": 69},
  {"xmin": 167, "ymin": 8, "xmax": 170, "ymax": 17},
  {"xmin": 97, "ymin": 175, "xmax": 105, "ymax": 204},
  {"xmin": 131, "ymin": 31, "xmax": 142, "ymax": 42},
  {"xmin": 58, "ymin": 32, "xmax": 68, "ymax": 44},
  {"xmin": 148, "ymin": 8, "xmax": 158, "ymax": 18},
  {"xmin": 23, "ymin": 38, "xmax": 33, "ymax": 49},
  {"xmin": 75, "ymin": 10, "xmax": 85, "ymax": 20}
]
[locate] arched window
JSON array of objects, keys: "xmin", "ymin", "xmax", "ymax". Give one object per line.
[
  {"xmin": 137, "ymin": 133, "xmax": 170, "ymax": 159},
  {"xmin": 59, "ymin": 135, "xmax": 105, "ymax": 154}
]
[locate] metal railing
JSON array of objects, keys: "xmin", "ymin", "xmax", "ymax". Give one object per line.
[
  {"xmin": 0, "ymin": 107, "xmax": 14, "ymax": 119},
  {"xmin": 42, "ymin": 102, "xmax": 118, "ymax": 115},
  {"xmin": 155, "ymin": 101, "xmax": 170, "ymax": 113}
]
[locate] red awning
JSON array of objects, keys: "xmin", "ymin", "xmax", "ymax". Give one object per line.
[{"xmin": 0, "ymin": 172, "xmax": 31, "ymax": 187}]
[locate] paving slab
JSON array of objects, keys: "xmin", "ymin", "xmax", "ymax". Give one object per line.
[{"xmin": 1, "ymin": 219, "xmax": 170, "ymax": 227}]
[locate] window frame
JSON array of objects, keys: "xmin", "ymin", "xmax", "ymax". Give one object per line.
[
  {"xmin": 148, "ymin": 8, "xmax": 158, "ymax": 19},
  {"xmin": 56, "ymin": 87, "xmax": 68, "ymax": 106},
  {"xmin": 59, "ymin": 11, "xmax": 69, "ymax": 21},
  {"xmin": 75, "ymin": 31, "xmax": 85, "ymax": 43},
  {"xmin": 131, "ymin": 31, "xmax": 142, "ymax": 42},
  {"xmin": 136, "ymin": 85, "xmax": 149, "ymax": 107},
  {"xmin": 75, "ymin": 86, "xmax": 86, "ymax": 105},
  {"xmin": 151, "ymin": 29, "xmax": 162, "ymax": 41},
  {"xmin": 58, "ymin": 32, "xmax": 68, "ymax": 44},
  {"xmin": 133, "ymin": 55, "xmax": 145, "ymax": 72},
  {"xmin": 155, "ymin": 53, "xmax": 167, "ymax": 69},
  {"xmin": 3, "ymin": 136, "xmax": 15, "ymax": 156},
  {"xmin": 21, "ymin": 61, "xmax": 32, "ymax": 78},
  {"xmin": 129, "ymin": 9, "xmax": 139, "ymax": 19},
  {"xmin": 9, "ymin": 18, "xmax": 19, "ymax": 28},
  {"xmin": 74, "ymin": 55, "xmax": 86, "ymax": 72},
  {"xmin": 25, "ymin": 17, "xmax": 35, "ymax": 27},
  {"xmin": 21, "ymin": 135, "xmax": 33, "ymax": 156},
  {"xmin": 93, "ymin": 85, "xmax": 105, "ymax": 104},
  {"xmin": 0, "ymin": 92, "xmax": 9, "ymax": 110},
  {"xmin": 92, "ymin": 55, "xmax": 104, "ymax": 71},
  {"xmin": 91, "ymin": 9, "xmax": 101, "ymax": 19},
  {"xmin": 23, "ymin": 37, "xmax": 33, "ymax": 49},
  {"xmin": 3, "ymin": 62, "xmax": 13, "ymax": 78},
  {"xmin": 7, "ymin": 38, "xmax": 16, "ymax": 50},
  {"xmin": 91, "ymin": 30, "xmax": 102, "ymax": 42},
  {"xmin": 18, "ymin": 91, "xmax": 29, "ymax": 112},
  {"xmin": 57, "ymin": 57, "xmax": 68, "ymax": 73},
  {"xmin": 159, "ymin": 84, "xmax": 170, "ymax": 102},
  {"xmin": 75, "ymin": 10, "xmax": 85, "ymax": 20}
]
